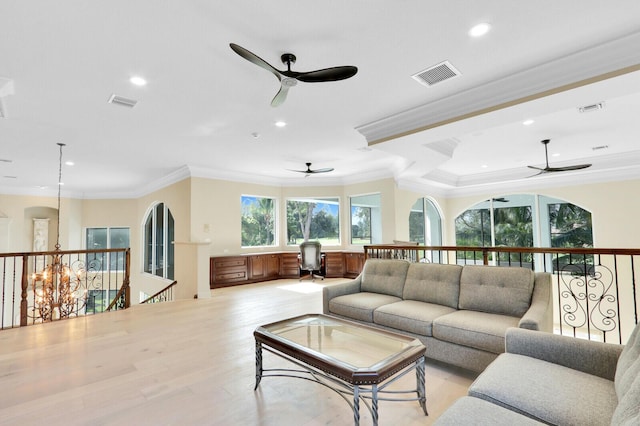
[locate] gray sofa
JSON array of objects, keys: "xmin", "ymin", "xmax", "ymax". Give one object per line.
[
  {"xmin": 322, "ymin": 258, "xmax": 552, "ymax": 372},
  {"xmin": 435, "ymin": 324, "xmax": 640, "ymax": 425}
]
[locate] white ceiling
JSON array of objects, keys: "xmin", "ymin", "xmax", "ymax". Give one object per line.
[{"xmin": 1, "ymin": 1, "xmax": 640, "ymax": 199}]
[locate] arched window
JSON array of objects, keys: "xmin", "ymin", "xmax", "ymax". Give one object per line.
[
  {"xmin": 143, "ymin": 202, "xmax": 174, "ymax": 280},
  {"xmin": 455, "ymin": 194, "xmax": 592, "ymax": 265},
  {"xmin": 409, "ymin": 197, "xmax": 442, "ymax": 245}
]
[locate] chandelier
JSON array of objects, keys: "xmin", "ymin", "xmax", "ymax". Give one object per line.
[{"xmin": 30, "ymin": 143, "xmax": 89, "ymax": 322}]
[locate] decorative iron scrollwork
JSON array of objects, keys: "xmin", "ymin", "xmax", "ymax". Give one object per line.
[{"xmin": 558, "ymin": 262, "xmax": 617, "ymax": 338}]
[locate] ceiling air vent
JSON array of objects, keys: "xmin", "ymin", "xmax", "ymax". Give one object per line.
[
  {"xmin": 578, "ymin": 102, "xmax": 604, "ymax": 113},
  {"xmin": 108, "ymin": 94, "xmax": 137, "ymax": 108},
  {"xmin": 412, "ymin": 61, "xmax": 460, "ymax": 87}
]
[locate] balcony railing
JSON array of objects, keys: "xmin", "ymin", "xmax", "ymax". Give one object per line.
[
  {"xmin": 365, "ymin": 245, "xmax": 640, "ymax": 345},
  {"xmin": 140, "ymin": 280, "xmax": 177, "ymax": 304},
  {"xmin": 0, "ymin": 248, "xmax": 130, "ymax": 329}
]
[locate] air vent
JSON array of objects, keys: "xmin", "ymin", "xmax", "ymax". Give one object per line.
[
  {"xmin": 108, "ymin": 94, "xmax": 137, "ymax": 108},
  {"xmin": 412, "ymin": 61, "xmax": 460, "ymax": 87},
  {"xmin": 578, "ymin": 102, "xmax": 604, "ymax": 113}
]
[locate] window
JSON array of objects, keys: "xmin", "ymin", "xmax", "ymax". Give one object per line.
[
  {"xmin": 241, "ymin": 195, "xmax": 276, "ymax": 247},
  {"xmin": 409, "ymin": 198, "xmax": 442, "ymax": 245},
  {"xmin": 86, "ymin": 290, "xmax": 118, "ymax": 314},
  {"xmin": 286, "ymin": 197, "xmax": 340, "ymax": 245},
  {"xmin": 86, "ymin": 227, "xmax": 130, "ymax": 271},
  {"xmin": 350, "ymin": 193, "xmax": 382, "ymax": 245},
  {"xmin": 144, "ymin": 203, "xmax": 174, "ymax": 279},
  {"xmin": 454, "ymin": 194, "xmax": 593, "ymax": 267}
]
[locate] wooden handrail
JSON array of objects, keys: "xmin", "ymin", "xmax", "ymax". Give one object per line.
[
  {"xmin": 140, "ymin": 280, "xmax": 177, "ymax": 304},
  {"xmin": 1, "ymin": 248, "xmax": 131, "ymax": 329},
  {"xmin": 364, "ymin": 244, "xmax": 640, "ymax": 258}
]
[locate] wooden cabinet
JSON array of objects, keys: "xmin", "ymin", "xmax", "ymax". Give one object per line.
[
  {"xmin": 210, "ymin": 251, "xmax": 366, "ymax": 287},
  {"xmin": 344, "ymin": 252, "xmax": 364, "ymax": 278},
  {"xmin": 280, "ymin": 253, "xmax": 300, "ymax": 278},
  {"xmin": 249, "ymin": 254, "xmax": 281, "ymax": 280},
  {"xmin": 324, "ymin": 252, "xmax": 344, "ymax": 278},
  {"xmin": 210, "ymin": 256, "xmax": 248, "ymax": 287}
]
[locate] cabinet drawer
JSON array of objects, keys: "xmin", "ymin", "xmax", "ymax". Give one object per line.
[
  {"xmin": 216, "ymin": 271, "xmax": 247, "ymax": 282},
  {"xmin": 215, "ymin": 258, "xmax": 247, "ymax": 268}
]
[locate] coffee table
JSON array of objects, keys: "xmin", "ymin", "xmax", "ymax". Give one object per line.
[{"xmin": 254, "ymin": 314, "xmax": 427, "ymax": 425}]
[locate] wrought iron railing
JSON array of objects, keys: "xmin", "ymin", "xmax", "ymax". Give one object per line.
[
  {"xmin": 140, "ymin": 280, "xmax": 177, "ymax": 304},
  {"xmin": 365, "ymin": 245, "xmax": 640, "ymax": 345},
  {"xmin": 0, "ymin": 248, "xmax": 130, "ymax": 328}
]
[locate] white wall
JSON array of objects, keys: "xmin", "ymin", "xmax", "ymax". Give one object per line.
[{"xmin": 3, "ymin": 176, "xmax": 640, "ymax": 303}]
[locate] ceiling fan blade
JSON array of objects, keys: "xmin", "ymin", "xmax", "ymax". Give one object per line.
[
  {"xmin": 271, "ymin": 84, "xmax": 289, "ymax": 107},
  {"xmin": 308, "ymin": 167, "xmax": 334, "ymax": 173},
  {"xmin": 296, "ymin": 66, "xmax": 358, "ymax": 83},
  {"xmin": 230, "ymin": 43, "xmax": 282, "ymax": 81},
  {"xmin": 546, "ymin": 164, "xmax": 592, "ymax": 172}
]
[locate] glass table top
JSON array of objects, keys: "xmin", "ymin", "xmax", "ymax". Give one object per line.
[{"xmin": 255, "ymin": 314, "xmax": 424, "ymax": 371}]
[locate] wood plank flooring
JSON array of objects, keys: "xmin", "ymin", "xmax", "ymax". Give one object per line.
[{"xmin": 0, "ymin": 279, "xmax": 477, "ymax": 425}]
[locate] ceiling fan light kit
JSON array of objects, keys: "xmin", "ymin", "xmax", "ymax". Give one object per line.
[
  {"xmin": 230, "ymin": 43, "xmax": 357, "ymax": 107},
  {"xmin": 527, "ymin": 139, "xmax": 592, "ymax": 176}
]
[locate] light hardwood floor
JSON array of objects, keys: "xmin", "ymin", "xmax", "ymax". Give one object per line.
[{"xmin": 0, "ymin": 279, "xmax": 477, "ymax": 425}]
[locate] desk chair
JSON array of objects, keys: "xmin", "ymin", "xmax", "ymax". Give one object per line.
[{"xmin": 299, "ymin": 241, "xmax": 324, "ymax": 281}]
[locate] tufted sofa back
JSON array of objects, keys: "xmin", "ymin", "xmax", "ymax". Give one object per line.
[{"xmin": 360, "ymin": 259, "xmax": 409, "ymax": 298}]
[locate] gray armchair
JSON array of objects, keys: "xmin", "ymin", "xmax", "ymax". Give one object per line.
[{"xmin": 299, "ymin": 241, "xmax": 324, "ymax": 281}]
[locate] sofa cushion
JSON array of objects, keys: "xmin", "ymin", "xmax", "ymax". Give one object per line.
[
  {"xmin": 612, "ymin": 372, "xmax": 640, "ymax": 426},
  {"xmin": 615, "ymin": 321, "xmax": 640, "ymax": 398},
  {"xmin": 469, "ymin": 353, "xmax": 617, "ymax": 426},
  {"xmin": 434, "ymin": 396, "xmax": 545, "ymax": 425},
  {"xmin": 433, "ymin": 310, "xmax": 519, "ymax": 354},
  {"xmin": 328, "ymin": 293, "xmax": 401, "ymax": 322},
  {"xmin": 373, "ymin": 300, "xmax": 456, "ymax": 336},
  {"xmin": 403, "ymin": 263, "xmax": 462, "ymax": 309},
  {"xmin": 360, "ymin": 259, "xmax": 410, "ymax": 298},
  {"xmin": 459, "ymin": 265, "xmax": 534, "ymax": 317}
]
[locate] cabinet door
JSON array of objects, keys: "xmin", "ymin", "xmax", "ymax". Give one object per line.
[
  {"xmin": 265, "ymin": 254, "xmax": 280, "ymax": 278},
  {"xmin": 249, "ymin": 255, "xmax": 265, "ymax": 280},
  {"xmin": 344, "ymin": 253, "xmax": 364, "ymax": 278}
]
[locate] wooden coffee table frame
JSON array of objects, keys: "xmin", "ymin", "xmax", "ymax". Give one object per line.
[{"xmin": 254, "ymin": 314, "xmax": 428, "ymax": 425}]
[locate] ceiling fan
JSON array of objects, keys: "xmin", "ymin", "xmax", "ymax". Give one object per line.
[
  {"xmin": 527, "ymin": 139, "xmax": 592, "ymax": 176},
  {"xmin": 229, "ymin": 43, "xmax": 358, "ymax": 107},
  {"xmin": 289, "ymin": 162, "xmax": 334, "ymax": 177}
]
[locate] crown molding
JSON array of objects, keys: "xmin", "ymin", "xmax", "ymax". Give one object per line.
[{"xmin": 356, "ymin": 30, "xmax": 640, "ymax": 145}]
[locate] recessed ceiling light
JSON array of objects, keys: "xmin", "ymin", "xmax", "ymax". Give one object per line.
[
  {"xmin": 481, "ymin": 164, "xmax": 488, "ymax": 168},
  {"xmin": 552, "ymin": 153, "xmax": 560, "ymax": 157},
  {"xmin": 129, "ymin": 76, "xmax": 147, "ymax": 86},
  {"xmin": 469, "ymin": 23, "xmax": 491, "ymax": 37},
  {"xmin": 65, "ymin": 161, "xmax": 74, "ymax": 166},
  {"xmin": 522, "ymin": 119, "xmax": 535, "ymax": 126},
  {"xmin": 274, "ymin": 121, "xmax": 286, "ymax": 128}
]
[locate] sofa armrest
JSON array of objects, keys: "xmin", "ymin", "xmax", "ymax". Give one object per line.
[
  {"xmin": 505, "ymin": 327, "xmax": 623, "ymax": 380},
  {"xmin": 322, "ymin": 276, "xmax": 362, "ymax": 314},
  {"xmin": 518, "ymin": 272, "xmax": 552, "ymax": 331}
]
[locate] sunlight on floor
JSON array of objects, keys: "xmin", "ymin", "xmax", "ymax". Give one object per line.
[{"xmin": 277, "ymin": 282, "xmax": 325, "ymax": 294}]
